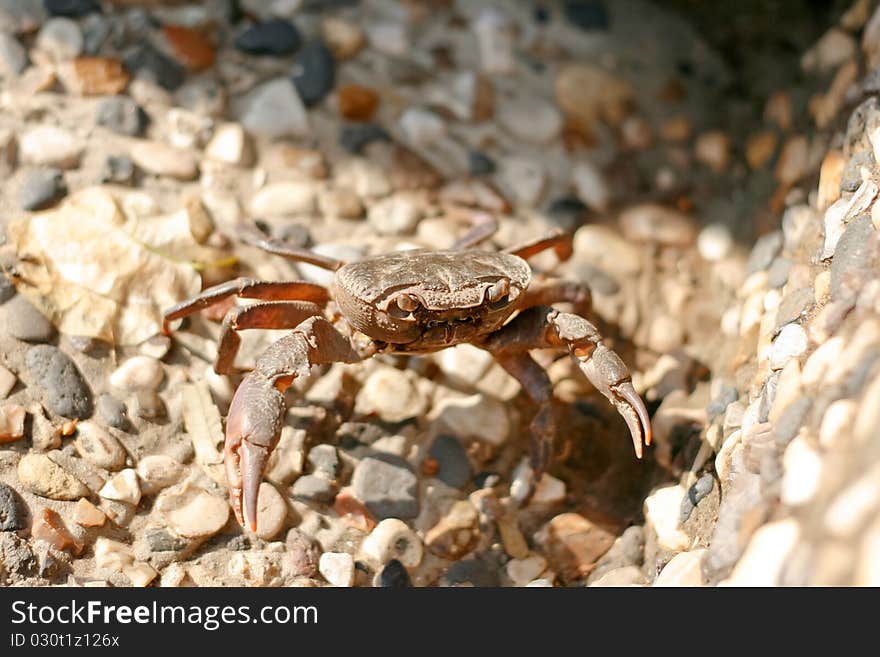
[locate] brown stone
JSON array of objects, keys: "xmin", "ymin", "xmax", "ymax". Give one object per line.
[
  {"xmin": 32, "ymin": 508, "xmax": 83, "ymax": 555},
  {"xmin": 337, "ymin": 84, "xmax": 379, "ymax": 122},
  {"xmin": 540, "ymin": 512, "xmax": 617, "ymax": 583},
  {"xmin": 0, "ymin": 404, "xmax": 26, "ymax": 443},
  {"xmin": 163, "ymin": 25, "xmax": 215, "ymax": 72},
  {"xmin": 60, "ymin": 57, "xmax": 130, "ymax": 96}
]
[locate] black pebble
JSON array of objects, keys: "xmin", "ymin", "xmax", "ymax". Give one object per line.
[
  {"xmin": 123, "ymin": 44, "xmax": 185, "ymax": 91},
  {"xmin": 95, "ymin": 96, "xmax": 148, "ymax": 137},
  {"xmin": 428, "ymin": 435, "xmax": 472, "ymax": 488},
  {"xmin": 19, "ymin": 169, "xmax": 66, "ymax": 211},
  {"xmin": 378, "ymin": 559, "xmax": 411, "ymax": 587},
  {"xmin": 101, "ymin": 155, "xmax": 135, "ymax": 185},
  {"xmin": 468, "ymin": 150, "xmax": 495, "ymax": 176},
  {"xmin": 562, "ymin": 0, "xmax": 610, "ymax": 31},
  {"xmin": 44, "ymin": 0, "xmax": 100, "ymax": 17},
  {"xmin": 235, "ymin": 18, "xmax": 302, "ymax": 56},
  {"xmin": 545, "ymin": 196, "xmax": 588, "ymax": 232},
  {"xmin": 340, "ymin": 123, "xmax": 390, "ymax": 154},
  {"xmin": 292, "ymin": 40, "xmax": 336, "ymax": 106}
]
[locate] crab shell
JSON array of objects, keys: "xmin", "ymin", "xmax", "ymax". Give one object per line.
[{"xmin": 332, "ymin": 249, "xmax": 532, "ymax": 351}]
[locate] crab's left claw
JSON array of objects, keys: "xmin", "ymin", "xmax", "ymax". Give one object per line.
[
  {"xmin": 577, "ymin": 343, "xmax": 652, "ymax": 459},
  {"xmin": 224, "ymin": 372, "xmax": 285, "ymax": 531}
]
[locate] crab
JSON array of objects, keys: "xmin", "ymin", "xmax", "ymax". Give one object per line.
[{"xmin": 163, "ymin": 222, "xmax": 652, "ymax": 531}]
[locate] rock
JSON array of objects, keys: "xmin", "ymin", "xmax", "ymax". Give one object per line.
[
  {"xmin": 205, "ymin": 122, "xmax": 253, "ymax": 166},
  {"xmin": 431, "ymin": 393, "xmax": 509, "ymax": 446},
  {"xmin": 351, "ymin": 456, "xmax": 419, "ymax": 520},
  {"xmin": 468, "ymin": 150, "xmax": 495, "ymax": 176},
  {"xmin": 499, "ymin": 97, "xmax": 562, "ymax": 144},
  {"xmin": 590, "ymin": 566, "xmax": 647, "ymax": 586},
  {"xmin": 307, "ymin": 445, "xmax": 340, "ymax": 480},
  {"xmin": 0, "ymin": 33, "xmax": 27, "ymax": 76},
  {"xmin": 250, "ymin": 181, "xmax": 316, "ymax": 218},
  {"xmin": 109, "ymin": 355, "xmax": 164, "ymax": 393},
  {"xmin": 32, "ymin": 508, "xmax": 82, "ymax": 554},
  {"xmin": 802, "ymin": 26, "xmax": 857, "ymax": 73},
  {"xmin": 133, "ymin": 390, "xmax": 165, "ymax": 420},
  {"xmin": 360, "ymin": 518, "xmax": 423, "ymax": 568},
  {"xmin": 781, "ymin": 435, "xmax": 822, "ymax": 507},
  {"xmin": 123, "ymin": 43, "xmax": 185, "ymax": 91},
  {"xmin": 399, "ymin": 107, "xmax": 446, "ymax": 147},
  {"xmin": 0, "ymin": 365, "xmax": 15, "ymax": 399},
  {"xmin": 428, "ymin": 435, "xmax": 471, "ymax": 488},
  {"xmin": 136, "ymin": 455, "xmax": 183, "ymax": 496},
  {"xmin": 506, "ymin": 554, "xmax": 548, "ymax": 585},
  {"xmin": 236, "ymin": 19, "xmax": 301, "ymax": 56},
  {"xmin": 72, "ymin": 498, "xmax": 105, "ymax": 527},
  {"xmin": 355, "ymin": 366, "xmax": 427, "ymax": 423},
  {"xmin": 571, "ymin": 161, "xmax": 611, "ymax": 212},
  {"xmin": 95, "ymin": 96, "xmax": 148, "ymax": 137},
  {"xmin": 644, "ymin": 485, "xmax": 689, "ymax": 551},
  {"xmin": 747, "ymin": 230, "xmax": 784, "ymax": 274},
  {"xmin": 337, "ymin": 83, "xmax": 379, "ymax": 122},
  {"xmin": 97, "ymin": 394, "xmax": 128, "ymax": 430},
  {"xmin": 746, "ymin": 131, "xmax": 778, "ymax": 170},
  {"xmin": 291, "ymin": 39, "xmax": 335, "ymax": 107},
  {"xmin": 531, "ymin": 473, "xmax": 567, "ymax": 505},
  {"xmin": 0, "ymin": 483, "xmax": 25, "ymax": 531},
  {"xmin": 769, "ymin": 323, "xmax": 808, "ymax": 370},
  {"xmin": 45, "ymin": 0, "xmax": 99, "ymax": 18},
  {"xmin": 720, "ymin": 519, "xmax": 799, "ymax": 586},
  {"xmin": 19, "ymin": 126, "xmax": 81, "ymax": 169},
  {"xmin": 695, "ymin": 130, "xmax": 731, "ymax": 172},
  {"xmin": 318, "ymin": 188, "xmax": 363, "ymax": 219},
  {"xmin": 473, "ymin": 7, "xmax": 515, "ymax": 74},
  {"xmin": 377, "ymin": 559, "xmax": 411, "ymax": 587},
  {"xmin": 654, "ymin": 550, "xmax": 707, "ymax": 586},
  {"xmin": 253, "ymin": 482, "xmax": 287, "ymax": 540},
  {"xmin": 17, "ymin": 453, "xmax": 89, "ymax": 500},
  {"xmin": 237, "ymin": 77, "xmax": 309, "ymax": 139},
  {"xmin": 100, "ymin": 155, "xmax": 135, "ymax": 185},
  {"xmin": 367, "ymin": 191, "xmax": 425, "ymax": 235},
  {"xmin": 817, "ymin": 149, "xmax": 845, "ymax": 209},
  {"xmin": 538, "ymin": 513, "xmax": 617, "ymax": 583},
  {"xmin": 339, "ymin": 123, "xmax": 390, "ymax": 154},
  {"xmin": 831, "ymin": 214, "xmax": 875, "ymax": 298},
  {"xmin": 619, "ymin": 204, "xmax": 696, "ymax": 246},
  {"xmin": 59, "ymin": 56, "xmax": 130, "ymax": 95},
  {"xmin": 130, "ymin": 141, "xmax": 198, "ymax": 180},
  {"xmin": 822, "ymin": 467, "xmax": 880, "ymax": 539},
  {"xmin": 499, "ymin": 156, "xmax": 545, "ymax": 207},
  {"xmin": 555, "ymin": 64, "xmax": 635, "ymax": 131},
  {"xmin": 162, "ymin": 24, "xmax": 214, "ymax": 72},
  {"xmin": 292, "ymin": 474, "xmax": 336, "ymax": 504},
  {"xmin": 123, "ymin": 562, "xmax": 157, "ymax": 587},
  {"xmin": 573, "ymin": 224, "xmax": 642, "ymax": 276},
  {"xmin": 588, "ymin": 525, "xmax": 644, "ymax": 582},
  {"xmin": 0, "ymin": 294, "xmax": 56, "ymax": 342},
  {"xmin": 94, "ymin": 536, "xmax": 133, "ymax": 572},
  {"xmin": 19, "ymin": 168, "xmax": 67, "ymax": 212},
  {"xmin": 36, "ymin": 17, "xmax": 83, "ymax": 61},
  {"xmin": 425, "ymin": 500, "xmax": 479, "ymax": 559},
  {"xmin": 319, "ymin": 552, "xmax": 354, "ymax": 587},
  {"xmin": 442, "ymin": 557, "xmax": 500, "ymax": 587},
  {"xmin": 697, "ymin": 223, "xmax": 734, "ymax": 262},
  {"xmin": 25, "ymin": 345, "xmax": 93, "ymax": 419},
  {"xmin": 74, "ymin": 422, "xmax": 125, "ymax": 471},
  {"xmin": 563, "ymin": 0, "xmax": 610, "ymax": 30},
  {"xmin": 321, "ymin": 17, "xmax": 364, "ymax": 60},
  {"xmin": 99, "ymin": 468, "xmax": 141, "ymax": 505},
  {"xmin": 680, "ymin": 474, "xmax": 714, "ymax": 523},
  {"xmin": 285, "ymin": 529, "xmax": 320, "ymax": 578},
  {"xmin": 775, "ymin": 135, "xmax": 809, "ymax": 185},
  {"xmin": 155, "ymin": 483, "xmax": 230, "ymax": 538}
]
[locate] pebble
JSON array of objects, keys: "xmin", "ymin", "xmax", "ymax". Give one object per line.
[
  {"xmin": 95, "ymin": 96, "xmax": 148, "ymax": 137},
  {"xmin": 506, "ymin": 554, "xmax": 548, "ymax": 586},
  {"xmin": 130, "ymin": 141, "xmax": 198, "ymax": 181},
  {"xmin": 427, "ymin": 435, "xmax": 471, "ymax": 488},
  {"xmin": 367, "ymin": 191, "xmax": 425, "ymax": 235},
  {"xmin": 124, "ymin": 563, "xmax": 157, "ymax": 587},
  {"xmin": 291, "ymin": 39, "xmax": 335, "ymax": 107},
  {"xmin": 697, "ymin": 223, "xmax": 734, "ymax": 261},
  {"xmin": 571, "ymin": 161, "xmax": 611, "ymax": 212},
  {"xmin": 654, "ymin": 550, "xmax": 707, "ymax": 586},
  {"xmin": 769, "ymin": 323, "xmax": 808, "ymax": 370},
  {"xmin": 774, "ymin": 135, "xmax": 809, "ymax": 185},
  {"xmin": 0, "ymin": 403, "xmax": 23, "ymax": 445},
  {"xmin": 360, "ymin": 518, "xmax": 423, "ymax": 568},
  {"xmin": 0, "ymin": 365, "xmax": 16, "ymax": 400},
  {"xmin": 96, "ymin": 394, "xmax": 128, "ymax": 431},
  {"xmin": 36, "ymin": 17, "xmax": 83, "ymax": 61},
  {"xmin": 473, "ymin": 7, "xmax": 516, "ymax": 74},
  {"xmin": 0, "ymin": 482, "xmax": 25, "ymax": 531},
  {"xmin": 351, "ymin": 456, "xmax": 419, "ymax": 520},
  {"xmin": 573, "ymin": 224, "xmax": 642, "ymax": 276},
  {"xmin": 133, "ymin": 390, "xmax": 165, "ymax": 420},
  {"xmin": 538, "ymin": 513, "xmax": 617, "ymax": 583},
  {"xmin": 317, "ymin": 187, "xmax": 363, "ymax": 219},
  {"xmin": 720, "ymin": 519, "xmax": 799, "ymax": 586},
  {"xmin": 695, "ymin": 130, "xmax": 731, "ymax": 172},
  {"xmin": 17, "ymin": 453, "xmax": 89, "ymax": 500},
  {"xmin": 644, "ymin": 485, "xmax": 689, "ymax": 551},
  {"xmin": 94, "ymin": 537, "xmax": 133, "ymax": 572},
  {"xmin": 431, "ymin": 393, "xmax": 509, "ymax": 446},
  {"xmin": 425, "ymin": 500, "xmax": 479, "ymax": 559},
  {"xmin": 0, "ymin": 294, "xmax": 56, "ymax": 342},
  {"xmin": 746, "ymin": 131, "xmax": 778, "ymax": 170},
  {"xmin": 321, "ymin": 17, "xmax": 364, "ymax": 60},
  {"xmin": 109, "ymin": 356, "xmax": 164, "ymax": 393},
  {"xmin": 205, "ymin": 122, "xmax": 253, "ymax": 166},
  {"xmin": 680, "ymin": 474, "xmax": 714, "ymax": 523},
  {"xmin": 32, "ymin": 508, "xmax": 82, "ymax": 555},
  {"xmin": 563, "ymin": 0, "xmax": 610, "ymax": 30},
  {"xmin": 25, "ymin": 345, "xmax": 93, "ymax": 419},
  {"xmin": 468, "ymin": 150, "xmax": 495, "ymax": 176},
  {"xmin": 292, "ymin": 474, "xmax": 337, "ymax": 504},
  {"xmin": 74, "ymin": 421, "xmax": 126, "ymax": 471},
  {"xmin": 442, "ymin": 557, "xmax": 499, "ymax": 587},
  {"xmin": 307, "ymin": 444, "xmax": 340, "ymax": 480},
  {"xmin": 236, "ymin": 18, "xmax": 301, "ymax": 56},
  {"xmin": 135, "ymin": 455, "xmax": 184, "ymax": 496},
  {"xmin": 831, "ymin": 214, "xmax": 875, "ymax": 297},
  {"xmin": 72, "ymin": 498, "xmax": 105, "ymax": 527},
  {"xmin": 319, "ymin": 552, "xmax": 354, "ymax": 587},
  {"xmin": 0, "ymin": 33, "xmax": 27, "ymax": 76},
  {"xmin": 819, "ymin": 399, "xmax": 857, "ymax": 449},
  {"xmin": 780, "ymin": 435, "xmax": 823, "ymax": 507},
  {"xmin": 377, "ymin": 559, "xmax": 411, "ymax": 587},
  {"xmin": 237, "ymin": 77, "xmax": 309, "ymax": 139},
  {"xmin": 123, "ymin": 43, "xmax": 185, "ymax": 90},
  {"xmin": 339, "ymin": 123, "xmax": 390, "ymax": 154},
  {"xmin": 499, "ymin": 97, "xmax": 562, "ymax": 144},
  {"xmin": 619, "ymin": 204, "xmax": 696, "ymax": 246},
  {"xmin": 500, "ymin": 156, "xmax": 545, "ymax": 207},
  {"xmin": 250, "ymin": 181, "xmax": 316, "ymax": 219},
  {"xmin": 399, "ymin": 107, "xmax": 447, "ymax": 147},
  {"xmin": 59, "ymin": 56, "xmax": 130, "ymax": 95},
  {"xmin": 19, "ymin": 126, "xmax": 81, "ymax": 169},
  {"xmin": 590, "ymin": 566, "xmax": 647, "ymax": 586},
  {"xmin": 337, "ymin": 83, "xmax": 379, "ymax": 122},
  {"xmin": 253, "ymin": 482, "xmax": 287, "ymax": 540},
  {"xmin": 354, "ymin": 366, "xmax": 427, "ymax": 423},
  {"xmin": 155, "ymin": 483, "xmax": 230, "ymax": 538},
  {"xmin": 802, "ymin": 26, "xmax": 857, "ymax": 73},
  {"xmin": 45, "ymin": 0, "xmax": 100, "ymax": 18},
  {"xmin": 99, "ymin": 468, "xmax": 141, "ymax": 506}
]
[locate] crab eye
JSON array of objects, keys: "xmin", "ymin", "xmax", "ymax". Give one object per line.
[
  {"xmin": 487, "ymin": 278, "xmax": 513, "ymax": 305},
  {"xmin": 389, "ymin": 293, "xmax": 420, "ymax": 318}
]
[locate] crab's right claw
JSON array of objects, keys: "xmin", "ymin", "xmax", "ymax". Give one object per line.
[{"xmin": 224, "ymin": 372, "xmax": 286, "ymax": 531}]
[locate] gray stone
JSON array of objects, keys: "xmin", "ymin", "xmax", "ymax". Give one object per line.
[
  {"xmin": 18, "ymin": 168, "xmax": 66, "ymax": 211},
  {"xmin": 307, "ymin": 444, "xmax": 340, "ymax": 479},
  {"xmin": 351, "ymin": 455, "xmax": 419, "ymax": 519},
  {"xmin": 680, "ymin": 473, "xmax": 715, "ymax": 523},
  {"xmin": 773, "ymin": 396, "xmax": 812, "ymax": 448},
  {"xmin": 143, "ymin": 527, "xmax": 188, "ymax": 553},
  {"xmin": 123, "ymin": 43, "xmax": 184, "ymax": 90},
  {"xmin": 25, "ymin": 345, "xmax": 93, "ymax": 419},
  {"xmin": 707, "ymin": 385, "xmax": 739, "ymax": 422},
  {"xmin": 291, "ymin": 474, "xmax": 336, "ymax": 504},
  {"xmin": 428, "ymin": 435, "xmax": 471, "ymax": 488},
  {"xmin": 0, "ymin": 32, "xmax": 27, "ymax": 76},
  {"xmin": 840, "ymin": 151, "xmax": 874, "ymax": 193},
  {"xmin": 100, "ymin": 155, "xmax": 135, "ymax": 185},
  {"xmin": 572, "ymin": 263, "xmax": 620, "ymax": 296},
  {"xmin": 0, "ymin": 294, "xmax": 56, "ymax": 342},
  {"xmin": 831, "ymin": 214, "xmax": 875, "ymax": 299},
  {"xmin": 775, "ymin": 287, "xmax": 813, "ymax": 327},
  {"xmin": 441, "ymin": 557, "xmax": 499, "ymax": 587},
  {"xmin": 97, "ymin": 394, "xmax": 128, "ymax": 430},
  {"xmin": 746, "ymin": 230, "xmax": 783, "ymax": 274},
  {"xmin": 767, "ymin": 257, "xmax": 792, "ymax": 288},
  {"xmin": 0, "ymin": 483, "xmax": 25, "ymax": 531},
  {"xmin": 291, "ymin": 39, "xmax": 336, "ymax": 106},
  {"xmin": 95, "ymin": 96, "xmax": 148, "ymax": 137}
]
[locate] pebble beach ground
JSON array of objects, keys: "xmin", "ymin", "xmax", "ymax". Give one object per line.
[{"xmin": 0, "ymin": 0, "xmax": 877, "ymax": 587}]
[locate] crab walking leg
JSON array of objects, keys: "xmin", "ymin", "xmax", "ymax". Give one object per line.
[
  {"xmin": 504, "ymin": 230, "xmax": 573, "ymax": 263},
  {"xmin": 482, "ymin": 306, "xmax": 652, "ymax": 458},
  {"xmin": 224, "ymin": 316, "xmax": 375, "ymax": 530},
  {"xmin": 517, "ymin": 278, "xmax": 592, "ymax": 315}
]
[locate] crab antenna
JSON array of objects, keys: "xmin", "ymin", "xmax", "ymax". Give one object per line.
[{"xmin": 237, "ymin": 223, "xmax": 345, "ymax": 271}]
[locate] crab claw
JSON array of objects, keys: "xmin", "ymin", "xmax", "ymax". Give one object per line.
[
  {"xmin": 224, "ymin": 372, "xmax": 286, "ymax": 531},
  {"xmin": 577, "ymin": 343, "xmax": 652, "ymax": 459}
]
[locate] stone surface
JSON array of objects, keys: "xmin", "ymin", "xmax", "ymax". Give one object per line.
[
  {"xmin": 25, "ymin": 346, "xmax": 93, "ymax": 419},
  {"xmin": 0, "ymin": 294, "xmax": 56, "ymax": 342},
  {"xmin": 0, "ymin": 483, "xmax": 25, "ymax": 531},
  {"xmin": 17, "ymin": 453, "xmax": 89, "ymax": 500},
  {"xmin": 351, "ymin": 456, "xmax": 419, "ymax": 520}
]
